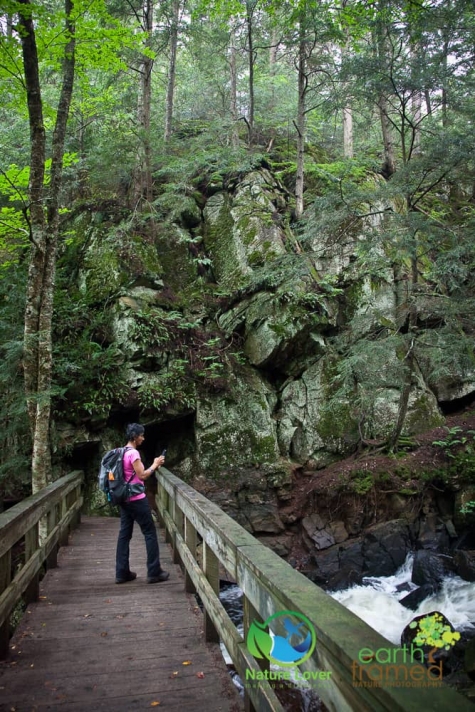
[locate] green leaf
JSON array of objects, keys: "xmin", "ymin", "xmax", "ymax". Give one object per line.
[{"xmin": 246, "ymin": 620, "xmax": 273, "ymax": 660}]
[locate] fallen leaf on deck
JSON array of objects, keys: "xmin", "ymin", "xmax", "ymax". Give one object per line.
[
  {"xmin": 182, "ymin": 660, "xmax": 192, "ymax": 665},
  {"xmin": 169, "ymin": 672, "xmax": 178, "ymax": 678},
  {"xmin": 100, "ymin": 632, "xmax": 108, "ymax": 637},
  {"xmin": 196, "ymin": 672, "xmax": 205, "ymax": 679},
  {"xmin": 150, "ymin": 701, "xmax": 160, "ymax": 706}
]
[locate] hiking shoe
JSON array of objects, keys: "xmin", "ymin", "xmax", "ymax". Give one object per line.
[
  {"xmin": 116, "ymin": 571, "xmax": 137, "ymax": 584},
  {"xmin": 147, "ymin": 571, "xmax": 170, "ymax": 583}
]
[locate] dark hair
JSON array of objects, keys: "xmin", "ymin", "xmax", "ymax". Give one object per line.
[{"xmin": 126, "ymin": 423, "xmax": 145, "ymax": 441}]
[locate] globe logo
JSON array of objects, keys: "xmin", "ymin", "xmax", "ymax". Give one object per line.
[{"xmin": 247, "ymin": 610, "xmax": 316, "ymax": 667}]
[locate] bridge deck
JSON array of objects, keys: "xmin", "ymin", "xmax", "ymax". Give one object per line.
[{"xmin": 0, "ymin": 516, "xmax": 242, "ymax": 712}]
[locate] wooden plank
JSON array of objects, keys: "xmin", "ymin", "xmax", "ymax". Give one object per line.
[
  {"xmin": 23, "ymin": 522, "xmax": 39, "ymax": 605},
  {"xmin": 158, "ymin": 468, "xmax": 473, "ymax": 712},
  {"xmin": 184, "ymin": 517, "xmax": 197, "ymax": 594},
  {"xmin": 0, "ymin": 472, "xmax": 83, "ymax": 559},
  {"xmin": 172, "ymin": 526, "xmax": 284, "ymax": 712},
  {"xmin": 0, "ymin": 500, "xmax": 82, "ymax": 630},
  {"xmin": 0, "ymin": 517, "xmax": 242, "ymax": 712},
  {"xmin": 203, "ymin": 541, "xmax": 220, "ymax": 643},
  {"xmin": 157, "ymin": 469, "xmax": 256, "ymax": 579},
  {"xmin": 0, "ymin": 550, "xmax": 11, "ymax": 660}
]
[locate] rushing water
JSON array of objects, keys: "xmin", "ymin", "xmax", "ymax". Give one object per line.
[
  {"xmin": 331, "ymin": 554, "xmax": 475, "ymax": 644},
  {"xmin": 218, "ymin": 555, "xmax": 475, "ymax": 709}
]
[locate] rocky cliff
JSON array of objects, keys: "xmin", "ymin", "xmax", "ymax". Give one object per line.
[{"xmin": 54, "ymin": 160, "xmax": 475, "ymax": 587}]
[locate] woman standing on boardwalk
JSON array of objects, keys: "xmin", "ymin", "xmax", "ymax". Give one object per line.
[{"xmin": 115, "ymin": 423, "xmax": 170, "ymax": 584}]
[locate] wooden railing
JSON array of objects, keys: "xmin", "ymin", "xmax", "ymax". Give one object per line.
[
  {"xmin": 156, "ymin": 467, "xmax": 472, "ymax": 712},
  {"xmin": 0, "ymin": 471, "xmax": 83, "ymax": 659}
]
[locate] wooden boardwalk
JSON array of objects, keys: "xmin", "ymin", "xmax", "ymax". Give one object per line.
[{"xmin": 0, "ymin": 516, "xmax": 242, "ymax": 712}]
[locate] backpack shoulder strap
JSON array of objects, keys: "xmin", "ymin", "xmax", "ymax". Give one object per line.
[{"xmin": 122, "ymin": 445, "xmax": 137, "ymax": 484}]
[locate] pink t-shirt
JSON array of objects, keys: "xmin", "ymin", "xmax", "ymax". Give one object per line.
[{"xmin": 123, "ymin": 447, "xmax": 146, "ymax": 501}]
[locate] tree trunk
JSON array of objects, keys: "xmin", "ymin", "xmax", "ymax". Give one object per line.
[
  {"xmin": 390, "ymin": 253, "xmax": 418, "ymax": 451},
  {"xmin": 341, "ymin": 15, "xmax": 354, "ymax": 159},
  {"xmin": 229, "ymin": 27, "xmax": 239, "ymax": 147},
  {"xmin": 343, "ymin": 106, "xmax": 353, "ymax": 159},
  {"xmin": 376, "ymin": 20, "xmax": 396, "ymax": 177},
  {"xmin": 246, "ymin": 1, "xmax": 255, "ymax": 147},
  {"xmin": 135, "ymin": 0, "xmax": 154, "ymax": 205},
  {"xmin": 295, "ymin": 15, "xmax": 306, "ymax": 220},
  {"xmin": 164, "ymin": 0, "xmax": 180, "ymax": 144},
  {"xmin": 19, "ymin": 0, "xmax": 75, "ymax": 492}
]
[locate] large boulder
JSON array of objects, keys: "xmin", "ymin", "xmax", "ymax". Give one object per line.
[
  {"xmin": 411, "ymin": 550, "xmax": 456, "ymax": 589},
  {"xmin": 203, "ymin": 169, "xmax": 287, "ymax": 289},
  {"xmin": 193, "ymin": 368, "xmax": 279, "ymax": 476},
  {"xmin": 362, "ymin": 520, "xmax": 412, "ymax": 576}
]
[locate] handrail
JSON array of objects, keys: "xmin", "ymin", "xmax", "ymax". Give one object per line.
[
  {"xmin": 156, "ymin": 467, "xmax": 472, "ymax": 712},
  {"xmin": 0, "ymin": 471, "xmax": 84, "ymax": 658}
]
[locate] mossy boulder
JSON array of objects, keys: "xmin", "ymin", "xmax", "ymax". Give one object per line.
[
  {"xmin": 203, "ymin": 169, "xmax": 286, "ymax": 289},
  {"xmin": 193, "ymin": 368, "xmax": 279, "ymax": 477}
]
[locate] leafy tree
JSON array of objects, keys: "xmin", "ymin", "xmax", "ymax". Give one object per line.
[{"xmin": 16, "ymin": 0, "xmax": 76, "ymax": 492}]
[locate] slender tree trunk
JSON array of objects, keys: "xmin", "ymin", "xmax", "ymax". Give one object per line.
[
  {"xmin": 269, "ymin": 25, "xmax": 277, "ymax": 112},
  {"xmin": 390, "ymin": 251, "xmax": 418, "ymax": 450},
  {"xmin": 19, "ymin": 0, "xmax": 75, "ymax": 492},
  {"xmin": 229, "ymin": 27, "xmax": 239, "ymax": 147},
  {"xmin": 343, "ymin": 106, "xmax": 353, "ymax": 159},
  {"xmin": 376, "ymin": 19, "xmax": 396, "ymax": 176},
  {"xmin": 408, "ymin": 15, "xmax": 422, "ymax": 159},
  {"xmin": 135, "ymin": 0, "xmax": 154, "ymax": 205},
  {"xmin": 246, "ymin": 0, "xmax": 255, "ymax": 147},
  {"xmin": 441, "ymin": 36, "xmax": 449, "ymax": 128},
  {"xmin": 341, "ymin": 15, "xmax": 353, "ymax": 159},
  {"xmin": 19, "ymin": 1, "xmax": 46, "ymax": 441},
  {"xmin": 295, "ymin": 15, "xmax": 306, "ymax": 220},
  {"xmin": 164, "ymin": 0, "xmax": 180, "ymax": 144}
]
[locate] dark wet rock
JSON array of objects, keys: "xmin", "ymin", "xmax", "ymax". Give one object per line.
[
  {"xmin": 326, "ymin": 567, "xmax": 363, "ymax": 592},
  {"xmin": 464, "ymin": 638, "xmax": 475, "ymax": 680},
  {"xmin": 362, "ymin": 520, "xmax": 412, "ymax": 576},
  {"xmin": 312, "ymin": 529, "xmax": 336, "ymax": 550},
  {"xmin": 399, "ymin": 584, "xmax": 436, "ymax": 610},
  {"xmin": 455, "ymin": 550, "xmax": 475, "ymax": 582},
  {"xmin": 411, "ymin": 550, "xmax": 456, "ymax": 590}
]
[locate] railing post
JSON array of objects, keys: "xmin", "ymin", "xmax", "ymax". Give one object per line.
[
  {"xmin": 203, "ymin": 541, "xmax": 219, "ymax": 643},
  {"xmin": 0, "ymin": 550, "xmax": 11, "ymax": 659},
  {"xmin": 46, "ymin": 505, "xmax": 58, "ymax": 569},
  {"xmin": 184, "ymin": 517, "xmax": 197, "ymax": 594},
  {"xmin": 173, "ymin": 505, "xmax": 184, "ymax": 565},
  {"xmin": 24, "ymin": 523, "xmax": 39, "ymax": 605},
  {"xmin": 72, "ymin": 484, "xmax": 81, "ymax": 529},
  {"xmin": 243, "ymin": 595, "xmax": 268, "ymax": 712},
  {"xmin": 59, "ymin": 496, "xmax": 69, "ymax": 547},
  {"xmin": 163, "ymin": 490, "xmax": 172, "ymax": 545}
]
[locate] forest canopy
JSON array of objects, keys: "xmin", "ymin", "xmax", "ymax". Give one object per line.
[{"xmin": 1, "ymin": 0, "xmax": 475, "ymax": 497}]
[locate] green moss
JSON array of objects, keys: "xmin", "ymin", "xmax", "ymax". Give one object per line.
[
  {"xmin": 317, "ymin": 357, "xmax": 359, "ymax": 442},
  {"xmin": 249, "ymin": 433, "xmax": 277, "ymax": 462},
  {"xmin": 350, "ymin": 470, "xmax": 374, "ymax": 495},
  {"xmin": 248, "ymin": 250, "xmax": 264, "ymax": 266},
  {"xmin": 344, "ymin": 281, "xmax": 365, "ymax": 320},
  {"xmin": 204, "ymin": 196, "xmax": 247, "ymax": 290},
  {"xmin": 406, "ymin": 393, "xmax": 444, "ymax": 434}
]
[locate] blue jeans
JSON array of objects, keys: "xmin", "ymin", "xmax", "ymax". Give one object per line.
[{"xmin": 116, "ymin": 497, "xmax": 162, "ymax": 579}]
